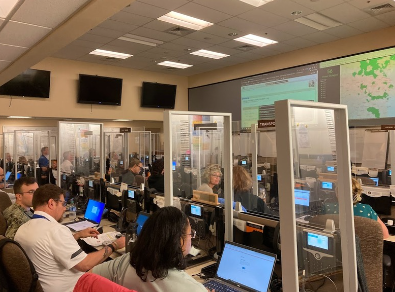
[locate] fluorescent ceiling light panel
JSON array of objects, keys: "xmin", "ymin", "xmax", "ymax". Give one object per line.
[
  {"xmin": 239, "ymin": 0, "xmax": 274, "ymax": 7},
  {"xmin": 118, "ymin": 34, "xmax": 164, "ymax": 47},
  {"xmin": 190, "ymin": 49, "xmax": 229, "ymax": 59},
  {"xmin": 0, "ymin": 0, "xmax": 20, "ymax": 18},
  {"xmin": 157, "ymin": 61, "xmax": 192, "ymax": 69},
  {"xmin": 89, "ymin": 49, "xmax": 132, "ymax": 59},
  {"xmin": 157, "ymin": 11, "xmax": 213, "ymax": 31},
  {"xmin": 234, "ymin": 34, "xmax": 277, "ymax": 47},
  {"xmin": 295, "ymin": 13, "xmax": 342, "ymax": 31},
  {"xmin": 8, "ymin": 116, "xmax": 31, "ymax": 119}
]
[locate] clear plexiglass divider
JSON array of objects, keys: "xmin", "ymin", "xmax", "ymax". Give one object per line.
[
  {"xmin": 275, "ymin": 100, "xmax": 357, "ymax": 292},
  {"xmin": 164, "ymin": 111, "xmax": 234, "ymax": 242}
]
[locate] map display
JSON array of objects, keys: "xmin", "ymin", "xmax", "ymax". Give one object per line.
[{"xmin": 340, "ymin": 54, "xmax": 395, "ymax": 119}]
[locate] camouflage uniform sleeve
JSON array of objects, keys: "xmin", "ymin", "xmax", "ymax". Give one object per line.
[{"xmin": 4, "ymin": 205, "xmax": 30, "ymax": 240}]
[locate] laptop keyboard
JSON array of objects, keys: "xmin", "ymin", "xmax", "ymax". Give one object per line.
[{"xmin": 204, "ymin": 280, "xmax": 240, "ymax": 292}]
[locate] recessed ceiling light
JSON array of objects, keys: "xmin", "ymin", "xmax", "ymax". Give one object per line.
[
  {"xmin": 190, "ymin": 49, "xmax": 230, "ymax": 59},
  {"xmin": 89, "ymin": 49, "xmax": 132, "ymax": 59},
  {"xmin": 291, "ymin": 11, "xmax": 302, "ymax": 15},
  {"xmin": 239, "ymin": 0, "xmax": 274, "ymax": 7},
  {"xmin": 157, "ymin": 11, "xmax": 213, "ymax": 30},
  {"xmin": 157, "ymin": 61, "xmax": 193, "ymax": 69},
  {"xmin": 228, "ymin": 32, "xmax": 238, "ymax": 36},
  {"xmin": 295, "ymin": 13, "xmax": 342, "ymax": 30},
  {"xmin": 118, "ymin": 34, "xmax": 164, "ymax": 47},
  {"xmin": 8, "ymin": 116, "xmax": 31, "ymax": 119},
  {"xmin": 234, "ymin": 34, "xmax": 277, "ymax": 47},
  {"xmin": 184, "ymin": 48, "xmax": 192, "ymax": 51}
]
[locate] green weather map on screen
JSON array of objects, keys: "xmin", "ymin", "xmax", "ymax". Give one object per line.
[{"xmin": 340, "ymin": 53, "xmax": 395, "ymax": 119}]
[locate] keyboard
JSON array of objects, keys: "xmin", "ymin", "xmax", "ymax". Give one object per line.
[
  {"xmin": 204, "ymin": 280, "xmax": 240, "ymax": 292},
  {"xmin": 201, "ymin": 262, "xmax": 218, "ymax": 279}
]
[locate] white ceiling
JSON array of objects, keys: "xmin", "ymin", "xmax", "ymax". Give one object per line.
[{"xmin": 1, "ymin": 0, "xmax": 395, "ymax": 78}]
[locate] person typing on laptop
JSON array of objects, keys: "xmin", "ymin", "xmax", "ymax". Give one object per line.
[
  {"xmin": 92, "ymin": 206, "xmax": 214, "ymax": 292},
  {"xmin": 15, "ymin": 184, "xmax": 126, "ymax": 292}
]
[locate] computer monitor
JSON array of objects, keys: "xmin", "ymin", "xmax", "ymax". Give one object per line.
[
  {"xmin": 257, "ymin": 174, "xmax": 262, "ymax": 181},
  {"xmin": 327, "ymin": 166, "xmax": 335, "ymax": 172},
  {"xmin": 370, "ymin": 177, "xmax": 379, "ymax": 186},
  {"xmin": 389, "ymin": 170, "xmax": 392, "ymax": 176},
  {"xmin": 128, "ymin": 189, "xmax": 135, "ymax": 199},
  {"xmin": 5, "ymin": 171, "xmax": 11, "ymax": 181},
  {"xmin": 172, "ymin": 161, "xmax": 176, "ymax": 171},
  {"xmin": 189, "ymin": 204, "xmax": 203, "ymax": 218},
  {"xmin": 136, "ymin": 212, "xmax": 150, "ymax": 236},
  {"xmin": 88, "ymin": 180, "xmax": 94, "ymax": 188},
  {"xmin": 241, "ymin": 160, "xmax": 247, "ymax": 165},
  {"xmin": 321, "ymin": 181, "xmax": 334, "ymax": 190},
  {"xmin": 294, "ymin": 189, "xmax": 310, "ymax": 207}
]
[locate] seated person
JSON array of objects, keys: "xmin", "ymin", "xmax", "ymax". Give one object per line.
[
  {"xmin": 232, "ymin": 165, "xmax": 271, "ymax": 214},
  {"xmin": 15, "ymin": 184, "xmax": 125, "ymax": 292},
  {"xmin": 73, "ymin": 273, "xmax": 137, "ymax": 292},
  {"xmin": 324, "ymin": 178, "xmax": 389, "ymax": 239},
  {"xmin": 122, "ymin": 158, "xmax": 143, "ymax": 186},
  {"xmin": 197, "ymin": 164, "xmax": 222, "ymax": 194},
  {"xmin": 105, "ymin": 166, "xmax": 115, "ymax": 182},
  {"xmin": 3, "ymin": 177, "xmax": 37, "ymax": 240},
  {"xmin": 147, "ymin": 159, "xmax": 164, "ymax": 193},
  {"xmin": 0, "ymin": 167, "xmax": 5, "ymax": 189},
  {"xmin": 92, "ymin": 206, "xmax": 210, "ymax": 292},
  {"xmin": 60, "ymin": 151, "xmax": 73, "ymax": 174},
  {"xmin": 49, "ymin": 159, "xmax": 57, "ymax": 184}
]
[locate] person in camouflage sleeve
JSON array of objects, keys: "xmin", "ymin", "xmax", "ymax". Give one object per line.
[{"xmin": 3, "ymin": 177, "xmax": 37, "ymax": 240}]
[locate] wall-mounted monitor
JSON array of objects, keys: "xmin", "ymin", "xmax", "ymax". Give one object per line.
[
  {"xmin": 141, "ymin": 82, "xmax": 176, "ymax": 109},
  {"xmin": 78, "ymin": 74, "xmax": 122, "ymax": 106},
  {"xmin": 0, "ymin": 69, "xmax": 50, "ymax": 98}
]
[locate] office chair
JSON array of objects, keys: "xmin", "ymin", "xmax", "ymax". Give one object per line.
[
  {"xmin": 0, "ymin": 212, "xmax": 7, "ymax": 236},
  {"xmin": 0, "ymin": 235, "xmax": 43, "ymax": 292},
  {"xmin": 0, "ymin": 191, "xmax": 12, "ymax": 212}
]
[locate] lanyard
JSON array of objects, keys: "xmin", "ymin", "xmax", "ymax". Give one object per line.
[{"xmin": 32, "ymin": 214, "xmax": 50, "ymax": 221}]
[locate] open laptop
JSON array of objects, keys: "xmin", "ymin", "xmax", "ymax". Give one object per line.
[
  {"xmin": 136, "ymin": 212, "xmax": 150, "ymax": 236},
  {"xmin": 204, "ymin": 241, "xmax": 277, "ymax": 292},
  {"xmin": 63, "ymin": 199, "xmax": 105, "ymax": 232},
  {"xmin": 5, "ymin": 171, "xmax": 12, "ymax": 181}
]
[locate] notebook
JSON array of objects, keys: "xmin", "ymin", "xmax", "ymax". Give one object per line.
[
  {"xmin": 204, "ymin": 241, "xmax": 276, "ymax": 292},
  {"xmin": 64, "ymin": 199, "xmax": 105, "ymax": 232}
]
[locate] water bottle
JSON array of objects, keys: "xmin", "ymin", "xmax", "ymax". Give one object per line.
[
  {"xmin": 69, "ymin": 199, "xmax": 77, "ymax": 220},
  {"xmin": 125, "ymin": 222, "xmax": 138, "ymax": 253}
]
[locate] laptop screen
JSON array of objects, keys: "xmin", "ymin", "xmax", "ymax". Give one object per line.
[
  {"xmin": 5, "ymin": 171, "xmax": 11, "ymax": 181},
  {"xmin": 136, "ymin": 212, "xmax": 150, "ymax": 236},
  {"xmin": 84, "ymin": 199, "xmax": 105, "ymax": 224},
  {"xmin": 216, "ymin": 242, "xmax": 276, "ymax": 292}
]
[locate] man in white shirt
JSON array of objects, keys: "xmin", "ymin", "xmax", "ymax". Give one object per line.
[{"xmin": 15, "ymin": 184, "xmax": 125, "ymax": 292}]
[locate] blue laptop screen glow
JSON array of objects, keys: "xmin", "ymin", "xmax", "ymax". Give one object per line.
[
  {"xmin": 84, "ymin": 200, "xmax": 105, "ymax": 224},
  {"xmin": 16, "ymin": 173, "xmax": 22, "ymax": 180},
  {"xmin": 257, "ymin": 174, "xmax": 262, "ymax": 181},
  {"xmin": 307, "ymin": 232, "xmax": 329, "ymax": 250},
  {"xmin": 294, "ymin": 189, "xmax": 310, "ymax": 207},
  {"xmin": 389, "ymin": 170, "xmax": 392, "ymax": 176},
  {"xmin": 191, "ymin": 205, "xmax": 202, "ymax": 217},
  {"xmin": 128, "ymin": 190, "xmax": 135, "ymax": 199},
  {"xmin": 371, "ymin": 177, "xmax": 379, "ymax": 186},
  {"xmin": 136, "ymin": 213, "xmax": 150, "ymax": 236},
  {"xmin": 5, "ymin": 171, "xmax": 11, "ymax": 181},
  {"xmin": 216, "ymin": 243, "xmax": 276, "ymax": 292}
]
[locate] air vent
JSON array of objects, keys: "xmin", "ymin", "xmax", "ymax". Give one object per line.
[
  {"xmin": 165, "ymin": 26, "xmax": 194, "ymax": 37},
  {"xmin": 364, "ymin": 3, "xmax": 395, "ymax": 15},
  {"xmin": 235, "ymin": 45, "xmax": 256, "ymax": 51}
]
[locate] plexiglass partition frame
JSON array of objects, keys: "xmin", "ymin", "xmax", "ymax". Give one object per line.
[
  {"xmin": 164, "ymin": 111, "xmax": 233, "ymax": 241},
  {"xmin": 275, "ymin": 100, "xmax": 356, "ymax": 292},
  {"xmin": 58, "ymin": 122, "xmax": 104, "ymax": 184}
]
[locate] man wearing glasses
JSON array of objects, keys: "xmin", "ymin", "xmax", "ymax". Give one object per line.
[
  {"xmin": 15, "ymin": 184, "xmax": 125, "ymax": 292},
  {"xmin": 3, "ymin": 177, "xmax": 37, "ymax": 240},
  {"xmin": 122, "ymin": 157, "xmax": 143, "ymax": 186}
]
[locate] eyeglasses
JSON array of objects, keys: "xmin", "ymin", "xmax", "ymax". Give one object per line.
[
  {"xmin": 211, "ymin": 174, "xmax": 222, "ymax": 178},
  {"xmin": 54, "ymin": 199, "xmax": 67, "ymax": 207},
  {"xmin": 187, "ymin": 229, "xmax": 196, "ymax": 239},
  {"xmin": 22, "ymin": 190, "xmax": 36, "ymax": 194}
]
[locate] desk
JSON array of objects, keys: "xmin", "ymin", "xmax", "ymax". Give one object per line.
[{"xmin": 186, "ymin": 260, "xmax": 216, "ymax": 283}]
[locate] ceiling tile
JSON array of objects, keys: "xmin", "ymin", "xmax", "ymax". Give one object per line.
[
  {"xmin": 201, "ymin": 25, "xmax": 244, "ymax": 40},
  {"xmin": 238, "ymin": 9, "xmax": 289, "ymax": 27},
  {"xmin": 143, "ymin": 19, "xmax": 176, "ymax": 32},
  {"xmin": 202, "ymin": 44, "xmax": 247, "ymax": 56},
  {"xmin": 100, "ymin": 42, "xmax": 150, "ymax": 55},
  {"xmin": 89, "ymin": 26, "xmax": 126, "ymax": 39},
  {"xmin": 122, "ymin": 1, "xmax": 169, "ymax": 18},
  {"xmin": 138, "ymin": 47, "xmax": 187, "ymax": 59},
  {"xmin": 129, "ymin": 27, "xmax": 180, "ymax": 41},
  {"xmin": 302, "ymin": 31, "xmax": 340, "ymax": 44},
  {"xmin": 137, "ymin": 0, "xmax": 191, "ymax": 10},
  {"xmin": 275, "ymin": 20, "xmax": 319, "ymax": 36},
  {"xmin": 78, "ymin": 33, "xmax": 114, "ymax": 45},
  {"xmin": 193, "ymin": 0, "xmax": 254, "ymax": 16},
  {"xmin": 11, "ymin": 0, "xmax": 90, "ymax": 28},
  {"xmin": 325, "ymin": 24, "xmax": 363, "ymax": 38},
  {"xmin": 282, "ymin": 37, "xmax": 318, "ymax": 48},
  {"xmin": 98, "ymin": 19, "xmax": 139, "ymax": 33},
  {"xmin": 235, "ymin": 51, "xmax": 265, "ymax": 61},
  {"xmin": 171, "ymin": 37, "xmax": 213, "ymax": 49},
  {"xmin": 321, "ymin": 3, "xmax": 371, "ymax": 24},
  {"xmin": 0, "ymin": 60, "xmax": 11, "ymax": 71},
  {"xmin": 218, "ymin": 17, "xmax": 269, "ymax": 35},
  {"xmin": 52, "ymin": 44, "xmax": 92, "ymax": 60},
  {"xmin": 159, "ymin": 42, "xmax": 199, "ymax": 52},
  {"xmin": 68, "ymin": 39, "xmax": 105, "ymax": 49},
  {"xmin": 175, "ymin": 2, "xmax": 232, "ymax": 23},
  {"xmin": 375, "ymin": 10, "xmax": 395, "ymax": 25},
  {"xmin": 348, "ymin": 17, "xmax": 389, "ymax": 33},
  {"xmin": 185, "ymin": 31, "xmax": 229, "ymax": 45},
  {"xmin": 259, "ymin": 0, "xmax": 315, "ymax": 19},
  {"xmin": 292, "ymin": 0, "xmax": 346, "ymax": 11},
  {"xmin": 110, "ymin": 11, "xmax": 153, "ymax": 26},
  {"xmin": 0, "ymin": 21, "xmax": 50, "ymax": 48},
  {"xmin": 347, "ymin": 0, "xmax": 390, "ymax": 9},
  {"xmin": 269, "ymin": 42, "xmax": 299, "ymax": 53},
  {"xmin": 261, "ymin": 27, "xmax": 296, "ymax": 42}
]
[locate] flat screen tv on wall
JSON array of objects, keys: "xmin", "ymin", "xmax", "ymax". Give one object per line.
[
  {"xmin": 141, "ymin": 82, "xmax": 177, "ymax": 109},
  {"xmin": 78, "ymin": 74, "xmax": 123, "ymax": 106},
  {"xmin": 0, "ymin": 69, "xmax": 51, "ymax": 98}
]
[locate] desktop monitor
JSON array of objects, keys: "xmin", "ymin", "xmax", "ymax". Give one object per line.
[
  {"xmin": 190, "ymin": 204, "xmax": 202, "ymax": 218},
  {"xmin": 88, "ymin": 180, "xmax": 94, "ymax": 188},
  {"xmin": 294, "ymin": 189, "xmax": 310, "ymax": 207},
  {"xmin": 370, "ymin": 177, "xmax": 379, "ymax": 186},
  {"xmin": 241, "ymin": 160, "xmax": 247, "ymax": 165},
  {"xmin": 321, "ymin": 181, "xmax": 333, "ymax": 190},
  {"xmin": 327, "ymin": 166, "xmax": 335, "ymax": 172},
  {"xmin": 172, "ymin": 161, "xmax": 176, "ymax": 171},
  {"xmin": 389, "ymin": 170, "xmax": 392, "ymax": 176},
  {"xmin": 128, "ymin": 189, "xmax": 135, "ymax": 199},
  {"xmin": 257, "ymin": 174, "xmax": 262, "ymax": 181}
]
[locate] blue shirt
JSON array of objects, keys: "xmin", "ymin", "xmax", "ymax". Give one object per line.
[{"xmin": 38, "ymin": 155, "xmax": 49, "ymax": 168}]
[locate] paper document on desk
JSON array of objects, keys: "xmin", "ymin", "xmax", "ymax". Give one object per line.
[{"xmin": 82, "ymin": 231, "xmax": 121, "ymax": 247}]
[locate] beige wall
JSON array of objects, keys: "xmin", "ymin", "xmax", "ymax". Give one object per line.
[
  {"xmin": 188, "ymin": 26, "xmax": 395, "ymax": 88},
  {"xmin": 0, "ymin": 57, "xmax": 188, "ymax": 121}
]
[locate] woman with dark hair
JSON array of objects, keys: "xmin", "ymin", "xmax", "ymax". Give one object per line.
[
  {"xmin": 147, "ymin": 159, "xmax": 164, "ymax": 193},
  {"xmin": 92, "ymin": 207, "xmax": 209, "ymax": 292}
]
